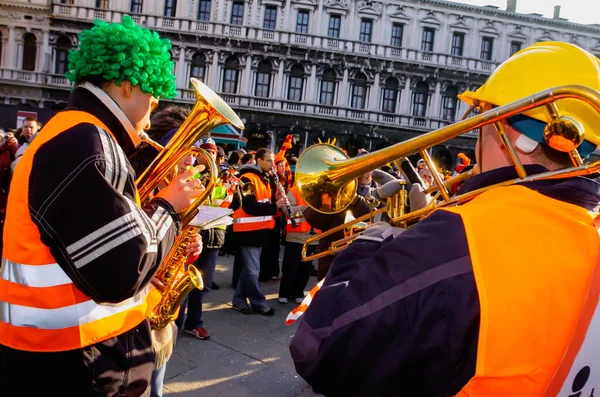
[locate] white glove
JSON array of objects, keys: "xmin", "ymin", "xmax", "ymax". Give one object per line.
[{"xmin": 409, "ymin": 184, "xmax": 434, "ymax": 212}]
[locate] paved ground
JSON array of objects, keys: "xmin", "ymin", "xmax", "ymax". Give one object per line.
[{"xmin": 163, "ymin": 252, "xmax": 321, "ymax": 397}]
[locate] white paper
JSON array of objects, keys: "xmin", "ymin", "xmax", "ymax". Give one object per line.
[{"xmin": 189, "ymin": 206, "xmax": 234, "ymax": 229}]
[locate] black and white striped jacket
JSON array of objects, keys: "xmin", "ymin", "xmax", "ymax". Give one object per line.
[{"xmin": 27, "ymin": 84, "xmax": 178, "ymax": 304}]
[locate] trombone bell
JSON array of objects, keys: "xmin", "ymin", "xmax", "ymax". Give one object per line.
[{"xmin": 296, "ymin": 144, "xmax": 357, "ymax": 214}]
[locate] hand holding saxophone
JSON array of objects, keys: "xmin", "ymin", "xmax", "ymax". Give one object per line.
[{"xmin": 156, "ymin": 165, "xmax": 207, "ymax": 213}]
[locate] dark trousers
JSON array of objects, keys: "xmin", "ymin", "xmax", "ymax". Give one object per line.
[
  {"xmin": 0, "ymin": 320, "xmax": 154, "ymax": 397},
  {"xmin": 176, "ymin": 247, "xmax": 218, "ymax": 330},
  {"xmin": 279, "ymin": 242, "xmax": 316, "ymax": 299},
  {"xmin": 259, "ymin": 218, "xmax": 282, "ymax": 281}
]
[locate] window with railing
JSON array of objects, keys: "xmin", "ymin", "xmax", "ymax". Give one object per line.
[
  {"xmin": 287, "ymin": 64, "xmax": 304, "ymax": 101},
  {"xmin": 359, "ymin": 19, "xmax": 373, "ymax": 43},
  {"xmin": 231, "ymin": 1, "xmax": 244, "ymax": 25},
  {"xmin": 255, "ymin": 61, "xmax": 272, "ymax": 98},
  {"xmin": 328, "ymin": 14, "xmax": 341, "ymax": 38},
  {"xmin": 412, "ymin": 81, "xmax": 429, "ymax": 118},
  {"xmin": 222, "ymin": 57, "xmax": 240, "ymax": 94},
  {"xmin": 198, "ymin": 0, "xmax": 211, "ymax": 21},
  {"xmin": 22, "ymin": 33, "xmax": 37, "ymax": 71},
  {"xmin": 263, "ymin": 5, "xmax": 277, "ymax": 30},
  {"xmin": 421, "ymin": 27, "xmax": 435, "ymax": 52},
  {"xmin": 350, "ymin": 73, "xmax": 368, "ymax": 109},
  {"xmin": 509, "ymin": 41, "xmax": 522, "ymax": 56},
  {"xmin": 481, "ymin": 37, "xmax": 494, "ymax": 61},
  {"xmin": 54, "ymin": 36, "xmax": 70, "ymax": 75},
  {"xmin": 190, "ymin": 53, "xmax": 206, "ymax": 83},
  {"xmin": 451, "ymin": 32, "xmax": 465, "ymax": 56},
  {"xmin": 441, "ymin": 86, "xmax": 458, "ymax": 121},
  {"xmin": 390, "ymin": 23, "xmax": 403, "ymax": 47},
  {"xmin": 95, "ymin": 0, "xmax": 109, "ymax": 8},
  {"xmin": 296, "ymin": 10, "xmax": 309, "ymax": 34},
  {"xmin": 382, "ymin": 77, "xmax": 399, "ymax": 113},
  {"xmin": 163, "ymin": 0, "xmax": 176, "ymax": 17},
  {"xmin": 130, "ymin": 0, "xmax": 143, "ymax": 13},
  {"xmin": 319, "ymin": 68, "xmax": 336, "ymax": 105}
]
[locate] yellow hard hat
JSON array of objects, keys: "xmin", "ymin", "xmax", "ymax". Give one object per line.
[{"xmin": 458, "ymin": 42, "xmax": 600, "ymax": 157}]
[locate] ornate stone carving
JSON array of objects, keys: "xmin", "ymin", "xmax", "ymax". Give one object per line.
[
  {"xmin": 357, "ymin": 1, "xmax": 383, "ymax": 16},
  {"xmin": 325, "ymin": 0, "xmax": 349, "ymax": 10}
]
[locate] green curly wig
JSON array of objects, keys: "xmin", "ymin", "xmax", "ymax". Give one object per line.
[{"xmin": 65, "ymin": 15, "xmax": 177, "ymax": 99}]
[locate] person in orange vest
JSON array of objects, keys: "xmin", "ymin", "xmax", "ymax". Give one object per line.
[
  {"xmin": 0, "ymin": 17, "xmax": 204, "ymax": 396},
  {"xmin": 290, "ymin": 42, "xmax": 600, "ymax": 396},
  {"xmin": 230, "ymin": 148, "xmax": 289, "ymax": 316},
  {"xmin": 278, "ymin": 183, "xmax": 319, "ymax": 304}
]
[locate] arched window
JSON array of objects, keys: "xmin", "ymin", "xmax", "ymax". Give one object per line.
[
  {"xmin": 412, "ymin": 81, "xmax": 429, "ymax": 118},
  {"xmin": 222, "ymin": 57, "xmax": 240, "ymax": 94},
  {"xmin": 55, "ymin": 36, "xmax": 71, "ymax": 75},
  {"xmin": 22, "ymin": 33, "xmax": 37, "ymax": 71},
  {"xmin": 381, "ymin": 77, "xmax": 399, "ymax": 113},
  {"xmin": 441, "ymin": 85, "xmax": 458, "ymax": 121},
  {"xmin": 350, "ymin": 73, "xmax": 367, "ymax": 109},
  {"xmin": 319, "ymin": 68, "xmax": 336, "ymax": 105},
  {"xmin": 190, "ymin": 53, "xmax": 206, "ymax": 82},
  {"xmin": 287, "ymin": 64, "xmax": 304, "ymax": 101},
  {"xmin": 255, "ymin": 60, "xmax": 272, "ymax": 98}
]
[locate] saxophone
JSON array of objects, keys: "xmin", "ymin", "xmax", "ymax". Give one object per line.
[{"xmin": 136, "ymin": 78, "xmax": 244, "ymax": 329}]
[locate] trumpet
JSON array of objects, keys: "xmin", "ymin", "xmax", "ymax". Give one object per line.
[
  {"xmin": 138, "ymin": 78, "xmax": 244, "ymax": 329},
  {"xmin": 299, "ymin": 85, "xmax": 600, "ymax": 261}
]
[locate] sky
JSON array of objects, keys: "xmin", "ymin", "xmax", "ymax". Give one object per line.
[{"xmin": 453, "ymin": 0, "xmax": 599, "ymax": 26}]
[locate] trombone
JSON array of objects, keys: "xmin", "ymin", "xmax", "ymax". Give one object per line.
[{"xmin": 299, "ymin": 85, "xmax": 600, "ymax": 262}]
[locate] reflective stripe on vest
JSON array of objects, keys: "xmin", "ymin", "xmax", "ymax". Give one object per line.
[
  {"xmin": 0, "ymin": 110, "xmax": 161, "ymax": 352},
  {"xmin": 446, "ymin": 185, "xmax": 600, "ymax": 396},
  {"xmin": 232, "ymin": 172, "xmax": 275, "ymax": 232}
]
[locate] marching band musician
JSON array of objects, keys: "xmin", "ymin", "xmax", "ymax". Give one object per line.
[
  {"xmin": 291, "ymin": 42, "xmax": 600, "ymax": 396},
  {"xmin": 230, "ymin": 148, "xmax": 289, "ymax": 316},
  {"xmin": 0, "ymin": 17, "xmax": 204, "ymax": 396}
]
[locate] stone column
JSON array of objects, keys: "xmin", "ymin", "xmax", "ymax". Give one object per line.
[
  {"xmin": 40, "ymin": 31, "xmax": 50, "ymax": 73},
  {"xmin": 400, "ymin": 76, "xmax": 411, "ymax": 114},
  {"xmin": 306, "ymin": 64, "xmax": 317, "ymax": 102},
  {"xmin": 274, "ymin": 60, "xmax": 285, "ymax": 99},
  {"xmin": 283, "ymin": 0, "xmax": 291, "ymax": 30},
  {"xmin": 8, "ymin": 27, "xmax": 17, "ymax": 69},
  {"xmin": 209, "ymin": 51, "xmax": 219, "ymax": 90},
  {"xmin": 177, "ymin": 47, "xmax": 186, "ymax": 87},
  {"xmin": 241, "ymin": 55, "xmax": 252, "ymax": 95},
  {"xmin": 314, "ymin": 0, "xmax": 324, "ymax": 36},
  {"xmin": 430, "ymin": 81, "xmax": 441, "ymax": 119},
  {"xmin": 368, "ymin": 72, "xmax": 380, "ymax": 111},
  {"xmin": 337, "ymin": 68, "xmax": 349, "ymax": 107}
]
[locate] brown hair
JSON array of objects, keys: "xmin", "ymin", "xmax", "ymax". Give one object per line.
[
  {"xmin": 147, "ymin": 106, "xmax": 190, "ymax": 142},
  {"xmin": 255, "ymin": 148, "xmax": 272, "ymax": 161}
]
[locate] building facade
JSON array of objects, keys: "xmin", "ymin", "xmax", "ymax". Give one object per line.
[{"xmin": 1, "ymin": 0, "xmax": 600, "ymax": 166}]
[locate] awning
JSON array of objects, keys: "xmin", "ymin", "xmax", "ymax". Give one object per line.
[{"xmin": 209, "ymin": 125, "xmax": 247, "ymax": 148}]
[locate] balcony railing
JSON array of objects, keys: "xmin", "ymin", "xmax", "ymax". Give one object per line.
[
  {"xmin": 50, "ymin": 3, "xmax": 500, "ymax": 75},
  {"xmin": 170, "ymin": 88, "xmax": 471, "ymax": 134}
]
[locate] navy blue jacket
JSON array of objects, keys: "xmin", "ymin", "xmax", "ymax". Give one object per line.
[{"xmin": 289, "ymin": 165, "xmax": 600, "ymax": 397}]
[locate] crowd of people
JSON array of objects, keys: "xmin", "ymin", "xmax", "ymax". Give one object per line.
[{"xmin": 2, "ymin": 13, "xmax": 600, "ymax": 397}]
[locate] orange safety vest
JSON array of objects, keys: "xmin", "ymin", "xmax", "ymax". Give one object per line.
[
  {"xmin": 0, "ymin": 111, "xmax": 161, "ymax": 352},
  {"xmin": 286, "ymin": 185, "xmax": 321, "ymax": 234},
  {"xmin": 444, "ymin": 185, "xmax": 600, "ymax": 396},
  {"xmin": 232, "ymin": 172, "xmax": 275, "ymax": 232}
]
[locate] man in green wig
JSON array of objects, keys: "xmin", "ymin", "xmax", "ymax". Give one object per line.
[{"xmin": 0, "ymin": 16, "xmax": 204, "ymax": 396}]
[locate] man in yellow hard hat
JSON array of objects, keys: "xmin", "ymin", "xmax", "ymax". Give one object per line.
[{"xmin": 290, "ymin": 42, "xmax": 600, "ymax": 397}]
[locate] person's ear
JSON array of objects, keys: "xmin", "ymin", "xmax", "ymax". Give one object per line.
[{"xmin": 121, "ymin": 81, "xmax": 133, "ymax": 98}]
